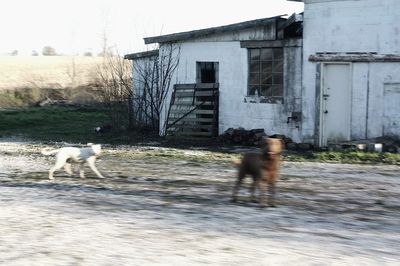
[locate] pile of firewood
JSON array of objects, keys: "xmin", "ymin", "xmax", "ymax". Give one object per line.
[
  {"xmin": 218, "ymin": 128, "xmax": 267, "ymax": 146},
  {"xmin": 218, "ymin": 128, "xmax": 304, "ymax": 149}
]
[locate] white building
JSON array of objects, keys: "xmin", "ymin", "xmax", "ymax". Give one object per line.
[
  {"xmin": 126, "ymin": 0, "xmax": 400, "ymax": 147},
  {"xmin": 295, "ymin": 0, "xmax": 400, "ymax": 146},
  {"xmin": 126, "ymin": 15, "xmax": 304, "ymax": 141}
]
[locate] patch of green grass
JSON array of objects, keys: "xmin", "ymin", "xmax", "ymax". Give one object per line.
[
  {"xmin": 284, "ymin": 151, "xmax": 400, "ymax": 165},
  {"xmin": 0, "ymin": 106, "xmax": 111, "ymax": 143}
]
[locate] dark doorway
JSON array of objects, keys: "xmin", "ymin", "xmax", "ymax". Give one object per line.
[{"xmin": 196, "ymin": 62, "xmax": 219, "ymax": 83}]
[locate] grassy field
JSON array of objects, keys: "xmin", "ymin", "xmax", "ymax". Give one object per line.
[
  {"xmin": 0, "ymin": 56, "xmax": 106, "ymax": 107},
  {"xmin": 0, "ymin": 56, "xmax": 102, "ymax": 90},
  {"xmin": 0, "ymin": 106, "xmax": 112, "ymax": 143},
  {"xmin": 284, "ymin": 150, "xmax": 400, "ymax": 165}
]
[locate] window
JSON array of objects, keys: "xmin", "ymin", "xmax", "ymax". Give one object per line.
[
  {"xmin": 196, "ymin": 62, "xmax": 219, "ymax": 83},
  {"xmin": 248, "ymin": 48, "xmax": 283, "ymax": 97}
]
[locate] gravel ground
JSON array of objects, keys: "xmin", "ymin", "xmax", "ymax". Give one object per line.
[{"xmin": 0, "ymin": 141, "xmax": 399, "ymax": 266}]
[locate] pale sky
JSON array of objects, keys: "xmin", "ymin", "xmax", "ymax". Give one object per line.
[{"xmin": 0, "ymin": 0, "xmax": 303, "ymax": 56}]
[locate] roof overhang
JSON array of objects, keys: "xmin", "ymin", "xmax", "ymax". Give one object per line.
[
  {"xmin": 144, "ymin": 15, "xmax": 286, "ymax": 45},
  {"xmin": 309, "ymin": 53, "xmax": 400, "ymax": 62},
  {"xmin": 288, "ymin": 0, "xmax": 356, "ymax": 3},
  {"xmin": 124, "ymin": 50, "xmax": 159, "ymax": 60},
  {"xmin": 277, "ymin": 12, "xmax": 303, "ymax": 31}
]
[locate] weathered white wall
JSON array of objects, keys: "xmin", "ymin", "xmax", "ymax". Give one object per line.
[
  {"xmin": 366, "ymin": 63, "xmax": 400, "ymax": 138},
  {"xmin": 302, "ymin": 0, "xmax": 400, "ymax": 143},
  {"xmin": 159, "ymin": 37, "xmax": 303, "ymax": 141}
]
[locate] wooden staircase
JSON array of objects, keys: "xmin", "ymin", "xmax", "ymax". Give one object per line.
[{"xmin": 166, "ymin": 83, "xmax": 219, "ymax": 138}]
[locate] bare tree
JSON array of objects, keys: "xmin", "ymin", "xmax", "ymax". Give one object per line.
[
  {"xmin": 95, "ymin": 50, "xmax": 133, "ymax": 132},
  {"xmin": 132, "ymin": 44, "xmax": 180, "ymax": 133},
  {"xmin": 66, "ymin": 56, "xmax": 77, "ymax": 88}
]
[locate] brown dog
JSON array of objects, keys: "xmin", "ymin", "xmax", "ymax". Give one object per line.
[{"xmin": 232, "ymin": 137, "xmax": 283, "ymax": 207}]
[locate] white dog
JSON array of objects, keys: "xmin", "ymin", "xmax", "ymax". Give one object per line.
[{"xmin": 41, "ymin": 143, "xmax": 105, "ymax": 180}]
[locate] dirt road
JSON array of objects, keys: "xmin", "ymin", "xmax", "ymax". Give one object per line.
[{"xmin": 1, "ymin": 141, "xmax": 399, "ymax": 265}]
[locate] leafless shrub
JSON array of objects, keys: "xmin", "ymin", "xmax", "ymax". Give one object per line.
[
  {"xmin": 132, "ymin": 44, "xmax": 180, "ymax": 133},
  {"xmin": 95, "ymin": 51, "xmax": 133, "ymax": 132}
]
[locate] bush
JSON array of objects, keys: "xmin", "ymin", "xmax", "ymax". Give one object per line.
[{"xmin": 42, "ymin": 46, "xmax": 57, "ymax": 56}]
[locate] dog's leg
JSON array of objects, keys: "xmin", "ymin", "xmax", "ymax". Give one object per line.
[
  {"xmin": 259, "ymin": 181, "xmax": 269, "ymax": 207},
  {"xmin": 79, "ymin": 164, "xmax": 85, "ymax": 178},
  {"xmin": 87, "ymin": 157, "xmax": 105, "ymax": 178},
  {"xmin": 268, "ymin": 182, "xmax": 276, "ymax": 207},
  {"xmin": 250, "ymin": 178, "xmax": 260, "ymax": 203},
  {"xmin": 48, "ymin": 159, "xmax": 67, "ymax": 180},
  {"xmin": 232, "ymin": 169, "xmax": 245, "ymax": 202},
  {"xmin": 267, "ymin": 173, "xmax": 278, "ymax": 207},
  {"xmin": 64, "ymin": 163, "xmax": 73, "ymax": 176},
  {"xmin": 48, "ymin": 168, "xmax": 56, "ymax": 180}
]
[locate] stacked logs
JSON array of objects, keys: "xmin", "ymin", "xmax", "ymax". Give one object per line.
[
  {"xmin": 218, "ymin": 128, "xmax": 309, "ymax": 150},
  {"xmin": 218, "ymin": 128, "xmax": 267, "ymax": 146}
]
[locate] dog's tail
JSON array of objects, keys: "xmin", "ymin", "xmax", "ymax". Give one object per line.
[{"xmin": 41, "ymin": 148, "xmax": 60, "ymax": 156}]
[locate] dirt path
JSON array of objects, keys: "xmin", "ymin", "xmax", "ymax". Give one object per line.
[{"xmin": 1, "ymin": 141, "xmax": 399, "ymax": 265}]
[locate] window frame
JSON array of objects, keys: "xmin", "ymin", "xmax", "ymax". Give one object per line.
[{"xmin": 247, "ymin": 47, "xmax": 284, "ymax": 99}]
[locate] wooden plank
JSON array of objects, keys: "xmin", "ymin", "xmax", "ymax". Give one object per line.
[
  {"xmin": 169, "ymin": 106, "xmax": 193, "ymax": 111},
  {"xmin": 168, "ymin": 117, "xmax": 214, "ymax": 123},
  {"xmin": 167, "ymin": 131, "xmax": 213, "ymax": 137},
  {"xmin": 169, "ymin": 110, "xmax": 192, "ymax": 115},
  {"xmin": 168, "ymin": 120, "xmax": 212, "ymax": 125},
  {"xmin": 174, "ymin": 91, "xmax": 218, "ymax": 97},
  {"xmin": 167, "ymin": 82, "xmax": 219, "ymax": 139},
  {"xmin": 169, "ymin": 109, "xmax": 214, "ymax": 115},
  {"xmin": 174, "ymin": 83, "xmax": 219, "ymax": 90},
  {"xmin": 193, "ymin": 109, "xmax": 215, "ymax": 115},
  {"xmin": 168, "ymin": 124, "xmax": 212, "ymax": 131},
  {"xmin": 171, "ymin": 104, "xmax": 214, "ymax": 109},
  {"xmin": 172, "ymin": 101, "xmax": 214, "ymax": 106}
]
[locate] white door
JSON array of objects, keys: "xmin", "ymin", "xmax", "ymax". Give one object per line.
[{"xmin": 320, "ymin": 64, "xmax": 351, "ymax": 146}]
